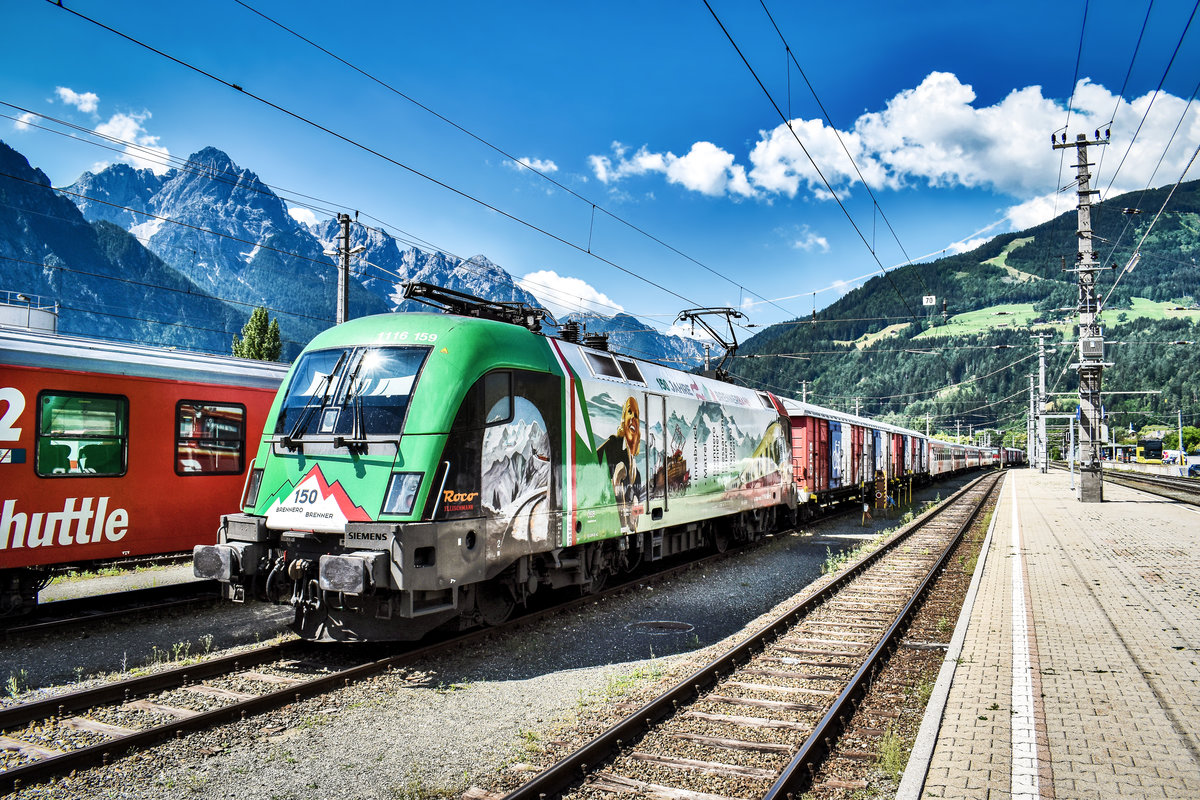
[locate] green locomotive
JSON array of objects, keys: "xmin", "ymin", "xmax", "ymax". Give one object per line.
[{"xmin": 195, "ymin": 288, "xmax": 795, "ymax": 641}]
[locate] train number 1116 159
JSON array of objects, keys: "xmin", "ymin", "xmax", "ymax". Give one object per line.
[{"xmin": 376, "ymin": 331, "xmax": 437, "ymax": 343}]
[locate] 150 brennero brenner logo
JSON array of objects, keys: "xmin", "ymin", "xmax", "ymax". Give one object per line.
[{"xmin": 1, "ymin": 497, "xmax": 129, "ymax": 549}]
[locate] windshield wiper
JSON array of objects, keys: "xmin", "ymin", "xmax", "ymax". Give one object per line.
[
  {"xmin": 280, "ymin": 350, "xmax": 348, "ymax": 451},
  {"xmin": 334, "ymin": 350, "xmax": 369, "ymax": 453}
]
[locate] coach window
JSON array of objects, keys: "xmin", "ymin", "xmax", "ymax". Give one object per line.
[
  {"xmin": 176, "ymin": 401, "xmax": 246, "ymax": 475},
  {"xmin": 36, "ymin": 392, "xmax": 128, "ymax": 477},
  {"xmin": 616, "ymin": 358, "xmax": 645, "ymax": 384}
]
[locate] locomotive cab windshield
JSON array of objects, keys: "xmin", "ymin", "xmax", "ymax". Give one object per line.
[{"xmin": 275, "ymin": 345, "xmax": 429, "ymax": 450}]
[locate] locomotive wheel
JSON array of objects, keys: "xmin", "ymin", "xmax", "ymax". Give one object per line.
[
  {"xmin": 712, "ymin": 526, "xmax": 731, "ymax": 553},
  {"xmin": 475, "ymin": 579, "xmax": 515, "ymax": 627},
  {"xmin": 582, "ymin": 542, "xmax": 612, "ymax": 594}
]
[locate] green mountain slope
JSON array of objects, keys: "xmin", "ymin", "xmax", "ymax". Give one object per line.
[{"xmin": 734, "ymin": 180, "xmax": 1200, "ymax": 440}]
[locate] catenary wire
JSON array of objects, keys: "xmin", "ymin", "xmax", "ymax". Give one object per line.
[
  {"xmin": 229, "ymin": 0, "xmax": 800, "ymax": 324},
  {"xmin": 46, "ymin": 1, "xmax": 730, "ymax": 325}
]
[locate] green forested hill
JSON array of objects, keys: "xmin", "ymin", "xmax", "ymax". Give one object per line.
[{"xmin": 733, "ymin": 180, "xmax": 1200, "ymax": 442}]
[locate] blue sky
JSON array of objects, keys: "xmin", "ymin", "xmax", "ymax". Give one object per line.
[{"xmin": 3, "ymin": 0, "xmax": 1198, "ymax": 335}]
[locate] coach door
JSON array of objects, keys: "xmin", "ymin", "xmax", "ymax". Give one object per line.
[{"xmin": 644, "ymin": 392, "xmax": 668, "ymax": 520}]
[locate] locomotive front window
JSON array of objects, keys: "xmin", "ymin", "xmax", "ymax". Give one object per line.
[
  {"xmin": 175, "ymin": 401, "xmax": 246, "ymax": 475},
  {"xmin": 36, "ymin": 392, "xmax": 128, "ymax": 477},
  {"xmin": 276, "ymin": 345, "xmax": 430, "ymax": 439}
]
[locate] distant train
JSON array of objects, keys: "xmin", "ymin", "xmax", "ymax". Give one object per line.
[
  {"xmin": 1136, "ymin": 438, "xmax": 1164, "ymax": 464},
  {"xmin": 984, "ymin": 445, "xmax": 1026, "ymax": 468},
  {"xmin": 0, "ymin": 328, "xmax": 287, "ymax": 615},
  {"xmin": 194, "ymin": 292, "xmax": 1005, "ymax": 642}
]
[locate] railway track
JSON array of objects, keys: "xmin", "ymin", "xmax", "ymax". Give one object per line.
[
  {"xmin": 1102, "ymin": 469, "xmax": 1200, "ymax": 506},
  {"xmin": 0, "ymin": 515, "xmax": 809, "ymax": 793},
  {"xmin": 499, "ymin": 471, "xmax": 1003, "ymax": 800},
  {"xmin": 1, "ymin": 580, "xmax": 220, "ymax": 638},
  {"xmin": 0, "ymin": 474, "xmax": 983, "ymax": 793}
]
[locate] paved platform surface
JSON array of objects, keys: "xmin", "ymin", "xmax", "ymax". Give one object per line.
[{"xmin": 902, "ymin": 467, "xmax": 1200, "ymax": 799}]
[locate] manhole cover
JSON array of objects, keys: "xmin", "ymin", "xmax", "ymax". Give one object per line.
[{"xmin": 627, "ymin": 620, "xmax": 695, "ymax": 635}]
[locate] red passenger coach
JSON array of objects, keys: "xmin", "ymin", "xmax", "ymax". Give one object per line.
[{"xmin": 0, "ymin": 329, "xmax": 287, "ymax": 615}]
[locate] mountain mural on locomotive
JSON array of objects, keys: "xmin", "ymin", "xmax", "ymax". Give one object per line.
[{"xmin": 559, "ymin": 340, "xmax": 792, "ymax": 548}]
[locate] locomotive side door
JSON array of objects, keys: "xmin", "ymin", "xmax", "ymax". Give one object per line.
[{"xmin": 643, "ymin": 392, "xmax": 668, "ymax": 520}]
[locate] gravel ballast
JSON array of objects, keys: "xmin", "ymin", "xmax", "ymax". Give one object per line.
[{"xmin": 1, "ymin": 476, "xmax": 973, "ymax": 799}]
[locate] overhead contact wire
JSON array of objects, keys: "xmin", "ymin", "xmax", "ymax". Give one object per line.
[{"xmin": 47, "ymin": 0, "xmax": 705, "ymax": 314}]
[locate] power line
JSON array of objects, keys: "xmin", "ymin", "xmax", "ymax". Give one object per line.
[
  {"xmin": 1102, "ymin": 141, "xmax": 1200, "ymax": 310},
  {"xmin": 47, "ymin": 2, "xmax": 727, "ymax": 325},
  {"xmin": 702, "ymin": 0, "xmax": 922, "ymax": 326},
  {"xmin": 757, "ymin": 0, "xmax": 937, "ymax": 302},
  {"xmin": 0, "ymin": 103, "xmax": 346, "ymax": 221},
  {"xmin": 702, "ymin": 0, "xmax": 980, "ymax": 396},
  {"xmin": 1101, "ymin": 0, "xmax": 1200, "ymax": 197},
  {"xmin": 1091, "ymin": 1, "xmax": 1156, "ymax": 190},
  {"xmin": 229, "ymin": 0, "xmax": 798, "ymax": 324},
  {"xmin": 3, "ymin": 125, "xmax": 706, "ymax": 344}
]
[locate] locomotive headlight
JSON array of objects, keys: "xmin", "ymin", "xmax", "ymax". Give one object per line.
[
  {"xmin": 242, "ymin": 464, "xmax": 264, "ymax": 508},
  {"xmin": 381, "ymin": 472, "xmax": 422, "ymax": 516}
]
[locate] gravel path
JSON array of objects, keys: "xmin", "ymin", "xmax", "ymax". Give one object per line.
[
  {"xmin": 2, "ymin": 476, "xmax": 972, "ymax": 799},
  {"xmin": 38, "ymin": 563, "xmax": 202, "ymax": 603}
]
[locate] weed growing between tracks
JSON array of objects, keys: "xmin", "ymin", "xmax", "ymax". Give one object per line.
[
  {"xmin": 821, "ymin": 499, "xmax": 940, "ymax": 576},
  {"xmin": 4, "ymin": 669, "xmax": 28, "ymax": 698}
]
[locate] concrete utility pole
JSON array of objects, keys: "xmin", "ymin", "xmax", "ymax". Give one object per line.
[
  {"xmin": 1034, "ymin": 333, "xmax": 1050, "ymax": 472},
  {"xmin": 325, "ymin": 213, "xmax": 366, "ymax": 325},
  {"xmin": 1054, "ymin": 131, "xmax": 1109, "ymax": 501},
  {"xmin": 802, "ymin": 380, "xmax": 808, "ymax": 404},
  {"xmin": 336, "ymin": 213, "xmax": 351, "ymax": 325},
  {"xmin": 1180, "ymin": 409, "xmax": 1185, "ymax": 473},
  {"xmin": 1028, "ymin": 375, "xmax": 1036, "ymax": 465}
]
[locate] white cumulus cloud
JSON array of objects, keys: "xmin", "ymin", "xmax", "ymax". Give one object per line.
[
  {"xmin": 791, "ymin": 226, "xmax": 830, "ymax": 253},
  {"xmin": 12, "ymin": 112, "xmax": 38, "ymax": 132},
  {"xmin": 589, "ymin": 141, "xmax": 754, "ymax": 198},
  {"xmin": 1004, "ymin": 192, "xmax": 1064, "ymax": 230},
  {"xmin": 94, "ymin": 111, "xmax": 171, "ymax": 175},
  {"xmin": 517, "ymin": 269, "xmax": 623, "ymax": 321},
  {"xmin": 508, "ymin": 156, "xmax": 559, "ymax": 173},
  {"xmin": 287, "ymin": 206, "xmax": 320, "ymax": 228},
  {"xmin": 586, "ymin": 72, "xmax": 1200, "ymax": 230},
  {"xmin": 55, "ymin": 86, "xmax": 100, "ymax": 114}
]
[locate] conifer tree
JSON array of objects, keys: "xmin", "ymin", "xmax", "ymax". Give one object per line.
[{"xmin": 232, "ymin": 306, "xmax": 282, "ymax": 361}]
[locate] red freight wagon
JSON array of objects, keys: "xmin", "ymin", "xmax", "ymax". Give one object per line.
[
  {"xmin": 0, "ymin": 329, "xmax": 287, "ymax": 615},
  {"xmin": 850, "ymin": 424, "xmax": 865, "ymax": 486},
  {"xmin": 791, "ymin": 414, "xmax": 830, "ymax": 496}
]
